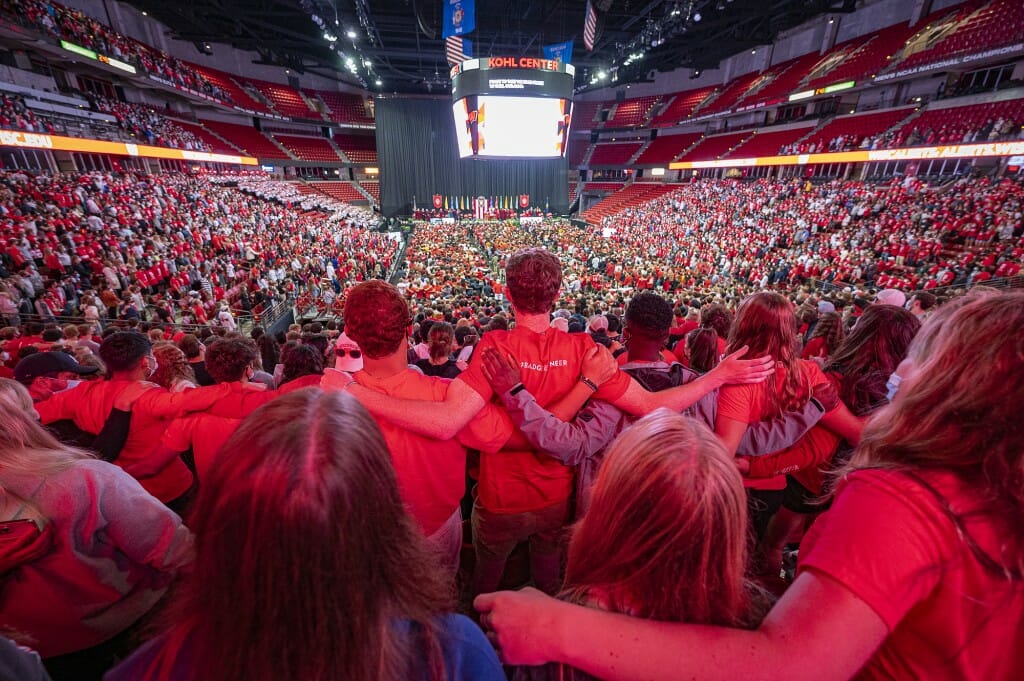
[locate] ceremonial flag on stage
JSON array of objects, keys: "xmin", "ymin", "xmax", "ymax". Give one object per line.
[
  {"xmin": 583, "ymin": 0, "xmax": 597, "ymax": 51},
  {"xmin": 543, "ymin": 41, "xmax": 574, "ymax": 65},
  {"xmin": 445, "ymin": 36, "xmax": 472, "ymax": 65},
  {"xmin": 443, "ymin": 0, "xmax": 475, "ymax": 38},
  {"xmin": 519, "ymin": 194, "xmax": 530, "ymax": 209},
  {"xmin": 444, "ymin": 195, "xmax": 449, "ymax": 210},
  {"xmin": 475, "ymin": 197, "xmax": 486, "ymax": 220},
  {"xmin": 433, "ymin": 194, "xmax": 442, "ymax": 209}
]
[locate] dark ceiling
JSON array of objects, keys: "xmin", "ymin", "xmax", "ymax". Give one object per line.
[{"xmin": 121, "ymin": 0, "xmax": 857, "ymax": 93}]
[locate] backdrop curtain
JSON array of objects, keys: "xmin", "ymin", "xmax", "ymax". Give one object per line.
[{"xmin": 375, "ymin": 97, "xmax": 569, "ymax": 217}]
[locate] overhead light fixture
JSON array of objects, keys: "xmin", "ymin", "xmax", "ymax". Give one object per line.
[
  {"xmin": 346, "ymin": 29, "xmax": 357, "ymax": 39},
  {"xmin": 751, "ymin": 49, "xmax": 757, "ymax": 55},
  {"xmin": 693, "ymin": 12, "xmax": 701, "ymax": 22},
  {"xmin": 141, "ymin": 11, "xmax": 147, "ymax": 16},
  {"xmin": 828, "ymin": 17, "xmax": 834, "ymax": 24},
  {"xmin": 597, "ymin": 70, "xmax": 607, "ymax": 79},
  {"xmin": 375, "ymin": 79, "xmax": 382, "ymax": 86},
  {"xmin": 363, "ymin": 59, "xmax": 372, "ymax": 67}
]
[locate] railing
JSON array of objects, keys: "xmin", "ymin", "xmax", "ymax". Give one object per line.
[
  {"xmin": 4, "ymin": 310, "xmax": 257, "ymax": 336},
  {"xmin": 813, "ymin": 274, "xmax": 1022, "ymax": 295}
]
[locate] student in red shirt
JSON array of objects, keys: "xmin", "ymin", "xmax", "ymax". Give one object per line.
[
  {"xmin": 478, "ymin": 290, "xmax": 1024, "ymax": 681},
  {"xmin": 348, "ymin": 249, "xmax": 774, "ymax": 596}
]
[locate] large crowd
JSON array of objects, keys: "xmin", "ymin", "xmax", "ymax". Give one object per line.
[{"xmin": 0, "ymin": 167, "xmax": 1020, "ymax": 681}]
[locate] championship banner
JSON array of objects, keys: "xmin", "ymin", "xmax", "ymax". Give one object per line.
[
  {"xmin": 442, "ymin": 0, "xmax": 475, "ymax": 38},
  {"xmin": 543, "ymin": 41, "xmax": 574, "ymax": 65},
  {"xmin": 519, "ymin": 194, "xmax": 530, "ymax": 209},
  {"xmin": 432, "ymin": 194, "xmax": 442, "ymax": 209}
]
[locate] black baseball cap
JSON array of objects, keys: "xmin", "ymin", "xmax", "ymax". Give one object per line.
[{"xmin": 14, "ymin": 351, "xmax": 100, "ymax": 384}]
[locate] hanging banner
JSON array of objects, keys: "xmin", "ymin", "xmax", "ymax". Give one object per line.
[
  {"xmin": 442, "ymin": 0, "xmax": 476, "ymax": 38},
  {"xmin": 519, "ymin": 194, "xmax": 530, "ymax": 209},
  {"xmin": 432, "ymin": 194, "xmax": 442, "ymax": 209},
  {"xmin": 583, "ymin": 0, "xmax": 597, "ymax": 51},
  {"xmin": 475, "ymin": 196, "xmax": 487, "ymax": 220},
  {"xmin": 543, "ymin": 41, "xmax": 574, "ymax": 65}
]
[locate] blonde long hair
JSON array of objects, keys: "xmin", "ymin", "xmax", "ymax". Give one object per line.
[
  {"xmin": 564, "ymin": 410, "xmax": 760, "ymax": 627},
  {"xmin": 0, "ymin": 379, "xmax": 92, "ymax": 475},
  {"xmin": 850, "ymin": 290, "xmax": 1024, "ymax": 579}
]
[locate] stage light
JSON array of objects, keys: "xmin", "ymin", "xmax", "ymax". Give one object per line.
[
  {"xmin": 346, "ymin": 29, "xmax": 357, "ymax": 39},
  {"xmin": 597, "ymin": 70, "xmax": 607, "ymax": 79}
]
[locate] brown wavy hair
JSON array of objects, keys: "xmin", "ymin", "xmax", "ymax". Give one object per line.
[
  {"xmin": 505, "ymin": 248, "xmax": 562, "ymax": 314},
  {"xmin": 160, "ymin": 389, "xmax": 453, "ymax": 681},
  {"xmin": 726, "ymin": 292, "xmax": 804, "ymax": 416},
  {"xmin": 849, "ymin": 290, "xmax": 1024, "ymax": 580},
  {"xmin": 806, "ymin": 311, "xmax": 845, "ymax": 357},
  {"xmin": 150, "ymin": 342, "xmax": 196, "ymax": 390}
]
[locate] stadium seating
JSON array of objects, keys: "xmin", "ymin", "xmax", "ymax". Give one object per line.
[
  {"xmin": 307, "ymin": 90, "xmax": 375, "ymax": 125},
  {"xmin": 581, "ymin": 182, "xmax": 626, "ymax": 193},
  {"xmin": 171, "ymin": 119, "xmax": 245, "ymax": 155},
  {"xmin": 676, "ymin": 130, "xmax": 754, "ymax": 161},
  {"xmin": 199, "ymin": 120, "xmax": 291, "ymax": 159},
  {"xmin": 723, "ymin": 124, "xmax": 817, "ymax": 159},
  {"xmin": 309, "ymin": 181, "xmax": 370, "ymax": 203},
  {"xmin": 571, "ymin": 100, "xmax": 604, "ymax": 130},
  {"xmin": 186, "ymin": 63, "xmax": 276, "ymax": 116},
  {"xmin": 247, "ymin": 79, "xmax": 317, "ymax": 119},
  {"xmin": 272, "ymin": 135, "xmax": 344, "ymax": 163},
  {"xmin": 633, "ymin": 132, "xmax": 703, "ymax": 165},
  {"xmin": 358, "ymin": 180, "xmax": 380, "ymax": 203},
  {"xmin": 568, "ymin": 181, "xmax": 579, "ymax": 205},
  {"xmin": 581, "ymin": 183, "xmax": 677, "ymax": 223},
  {"xmin": 588, "ymin": 142, "xmax": 644, "ymax": 166},
  {"xmin": 693, "ymin": 71, "xmax": 763, "ymax": 117},
  {"xmin": 605, "ymin": 96, "xmax": 662, "ymax": 128},
  {"xmin": 568, "ymin": 138, "xmax": 592, "ymax": 167},
  {"xmin": 649, "ymin": 87, "xmax": 718, "ymax": 127},
  {"xmin": 804, "ymin": 23, "xmax": 917, "ymax": 91},
  {"xmin": 333, "ymin": 133, "xmax": 378, "ymax": 164},
  {"xmin": 737, "ymin": 53, "xmax": 824, "ymax": 107},
  {"xmin": 888, "ymin": 0, "xmax": 1020, "ymax": 74},
  {"xmin": 894, "ymin": 98, "xmax": 1024, "ymax": 145},
  {"xmin": 792, "ymin": 107, "xmax": 916, "ymax": 153}
]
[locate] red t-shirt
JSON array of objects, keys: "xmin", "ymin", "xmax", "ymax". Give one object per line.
[
  {"xmin": 162, "ymin": 413, "xmax": 241, "ymax": 482},
  {"xmin": 800, "ymin": 469, "xmax": 1023, "ymax": 680},
  {"xmin": 353, "ymin": 369, "xmax": 512, "ymax": 535},
  {"xmin": 718, "ymin": 361, "xmax": 829, "ymax": 490},
  {"xmin": 458, "ymin": 327, "xmax": 632, "ymax": 514}
]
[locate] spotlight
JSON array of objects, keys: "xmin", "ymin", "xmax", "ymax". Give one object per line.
[
  {"xmin": 597, "ymin": 70, "xmax": 607, "ymax": 79},
  {"xmin": 693, "ymin": 12, "xmax": 701, "ymax": 22},
  {"xmin": 751, "ymin": 49, "xmax": 756, "ymax": 55},
  {"xmin": 363, "ymin": 59, "xmax": 372, "ymax": 67},
  {"xmin": 346, "ymin": 29, "xmax": 357, "ymax": 39},
  {"xmin": 375, "ymin": 79, "xmax": 382, "ymax": 86},
  {"xmin": 828, "ymin": 17, "xmax": 834, "ymax": 24}
]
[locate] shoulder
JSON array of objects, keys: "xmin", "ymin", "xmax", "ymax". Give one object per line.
[{"xmin": 435, "ymin": 614, "xmax": 505, "ymax": 681}]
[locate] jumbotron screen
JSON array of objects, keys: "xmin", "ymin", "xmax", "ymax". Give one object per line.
[{"xmin": 450, "ymin": 57, "xmax": 575, "ymax": 159}]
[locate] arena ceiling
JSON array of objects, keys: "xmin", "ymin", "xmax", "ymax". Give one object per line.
[{"xmin": 122, "ymin": 0, "xmax": 857, "ymax": 93}]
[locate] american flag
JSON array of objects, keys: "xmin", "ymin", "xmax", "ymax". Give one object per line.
[
  {"xmin": 446, "ymin": 36, "xmax": 467, "ymax": 65},
  {"xmin": 583, "ymin": 0, "xmax": 597, "ymax": 51}
]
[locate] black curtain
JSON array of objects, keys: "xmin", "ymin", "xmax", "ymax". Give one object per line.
[{"xmin": 375, "ymin": 97, "xmax": 569, "ymax": 217}]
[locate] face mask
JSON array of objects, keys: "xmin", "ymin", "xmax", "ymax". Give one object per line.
[{"xmin": 885, "ymin": 372, "xmax": 902, "ymax": 402}]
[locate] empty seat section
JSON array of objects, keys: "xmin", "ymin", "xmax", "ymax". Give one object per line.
[
  {"xmin": 891, "ymin": 1, "xmax": 1018, "ymax": 73},
  {"xmin": 333, "ymin": 133, "xmax": 378, "ymax": 164},
  {"xmin": 805, "ymin": 21, "xmax": 918, "ymax": 90},
  {"xmin": 606, "ymin": 96, "xmax": 662, "ymax": 128},
  {"xmin": 677, "ymin": 131, "xmax": 754, "ymax": 161},
  {"xmin": 795, "ymin": 107, "xmax": 916, "ymax": 153},
  {"xmin": 588, "ymin": 142, "xmax": 644, "ymax": 166},
  {"xmin": 695, "ymin": 71, "xmax": 763, "ymax": 116},
  {"xmin": 739, "ymin": 53, "xmax": 824, "ymax": 106},
  {"xmin": 200, "ymin": 120, "xmax": 290, "ymax": 159},
  {"xmin": 582, "ymin": 184, "xmax": 677, "ymax": 223},
  {"xmin": 650, "ymin": 87, "xmax": 718, "ymax": 127},
  {"xmin": 724, "ymin": 125, "xmax": 817, "ymax": 158},
  {"xmin": 581, "ymin": 182, "xmax": 625, "ymax": 193},
  {"xmin": 308, "ymin": 91, "xmax": 374, "ymax": 125},
  {"xmin": 273, "ymin": 135, "xmax": 343, "ymax": 162},
  {"xmin": 634, "ymin": 133, "xmax": 703, "ymax": 165},
  {"xmin": 570, "ymin": 100, "xmax": 603, "ymax": 131},
  {"xmin": 568, "ymin": 182, "xmax": 579, "ymax": 204},
  {"xmin": 309, "ymin": 181, "xmax": 368, "ymax": 203},
  {"xmin": 568, "ymin": 137, "xmax": 592, "ymax": 167},
  {"xmin": 247, "ymin": 80, "xmax": 315, "ymax": 119},
  {"xmin": 358, "ymin": 181, "xmax": 380, "ymax": 202}
]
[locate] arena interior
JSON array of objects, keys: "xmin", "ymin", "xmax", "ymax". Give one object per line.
[{"xmin": 0, "ymin": 0, "xmax": 1021, "ymax": 679}]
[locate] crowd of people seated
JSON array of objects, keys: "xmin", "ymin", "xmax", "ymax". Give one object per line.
[
  {"xmin": 89, "ymin": 97, "xmax": 210, "ymax": 152},
  {"xmin": 1, "ymin": 0, "xmax": 231, "ymax": 104},
  {"xmin": 0, "ymin": 93, "xmax": 55, "ymax": 134},
  {"xmin": 0, "ymin": 165, "xmax": 1021, "ymax": 680}
]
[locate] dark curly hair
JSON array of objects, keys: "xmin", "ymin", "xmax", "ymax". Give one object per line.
[
  {"xmin": 99, "ymin": 331, "xmax": 152, "ymax": 373},
  {"xmin": 344, "ymin": 281, "xmax": 410, "ymax": 359},
  {"xmin": 205, "ymin": 338, "xmax": 258, "ymax": 383},
  {"xmin": 505, "ymin": 248, "xmax": 562, "ymax": 314},
  {"xmin": 281, "ymin": 344, "xmax": 324, "ymax": 385},
  {"xmin": 624, "ymin": 292, "xmax": 674, "ymax": 339},
  {"xmin": 699, "ymin": 304, "xmax": 732, "ymax": 340}
]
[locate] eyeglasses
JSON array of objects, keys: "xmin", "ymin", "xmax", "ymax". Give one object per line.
[{"xmin": 335, "ymin": 348, "xmax": 362, "ymax": 359}]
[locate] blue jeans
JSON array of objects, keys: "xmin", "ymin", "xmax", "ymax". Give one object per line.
[{"xmin": 471, "ymin": 496, "xmax": 570, "ymax": 597}]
